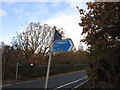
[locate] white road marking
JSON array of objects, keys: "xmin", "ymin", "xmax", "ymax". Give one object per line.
[
  {"xmin": 1, "ymin": 79, "xmax": 42, "ymax": 87},
  {"xmin": 71, "ymin": 80, "xmax": 89, "ymax": 90},
  {"xmin": 52, "ymin": 76, "xmax": 88, "ymax": 90},
  {"xmin": 15, "ymin": 79, "xmax": 39, "ymax": 84},
  {"xmin": 0, "ymin": 84, "xmax": 12, "ymax": 87}
]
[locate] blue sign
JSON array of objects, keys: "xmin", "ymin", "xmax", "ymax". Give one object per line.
[{"xmin": 52, "ymin": 39, "xmax": 74, "ymax": 52}]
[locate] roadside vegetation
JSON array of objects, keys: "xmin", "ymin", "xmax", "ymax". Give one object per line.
[{"xmin": 77, "ymin": 2, "xmax": 120, "ymax": 88}]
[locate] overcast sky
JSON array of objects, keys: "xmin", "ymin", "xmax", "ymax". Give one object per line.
[{"xmin": 0, "ymin": 0, "xmax": 94, "ymax": 50}]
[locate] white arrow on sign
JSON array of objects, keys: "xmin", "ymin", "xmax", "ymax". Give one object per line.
[{"xmin": 68, "ymin": 40, "xmax": 74, "ymax": 51}]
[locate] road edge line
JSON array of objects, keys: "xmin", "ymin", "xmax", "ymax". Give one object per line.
[
  {"xmin": 71, "ymin": 80, "xmax": 89, "ymax": 90},
  {"xmin": 52, "ymin": 76, "xmax": 88, "ymax": 90}
]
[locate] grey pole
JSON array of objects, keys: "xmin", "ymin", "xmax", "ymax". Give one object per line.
[
  {"xmin": 16, "ymin": 62, "xmax": 19, "ymax": 80},
  {"xmin": 3, "ymin": 58, "xmax": 6, "ymax": 79},
  {"xmin": 45, "ymin": 27, "xmax": 55, "ymax": 90},
  {"xmin": 45, "ymin": 50, "xmax": 52, "ymax": 90}
]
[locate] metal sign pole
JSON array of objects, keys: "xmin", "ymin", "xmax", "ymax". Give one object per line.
[
  {"xmin": 45, "ymin": 27, "xmax": 55, "ymax": 90},
  {"xmin": 44, "ymin": 50, "xmax": 52, "ymax": 90},
  {"xmin": 16, "ymin": 62, "xmax": 19, "ymax": 80}
]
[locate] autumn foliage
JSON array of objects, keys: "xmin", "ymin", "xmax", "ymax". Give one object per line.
[{"xmin": 78, "ymin": 2, "xmax": 120, "ymax": 88}]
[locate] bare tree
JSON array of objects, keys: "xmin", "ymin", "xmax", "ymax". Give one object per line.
[{"xmin": 12, "ymin": 22, "xmax": 64, "ymax": 55}]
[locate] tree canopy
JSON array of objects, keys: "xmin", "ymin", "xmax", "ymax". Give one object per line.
[
  {"xmin": 11, "ymin": 22, "xmax": 65, "ymax": 55},
  {"xmin": 77, "ymin": 2, "xmax": 120, "ymax": 88}
]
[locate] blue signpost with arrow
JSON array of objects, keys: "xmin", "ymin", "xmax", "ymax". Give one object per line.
[
  {"xmin": 52, "ymin": 39, "xmax": 74, "ymax": 52},
  {"xmin": 45, "ymin": 28, "xmax": 74, "ymax": 90}
]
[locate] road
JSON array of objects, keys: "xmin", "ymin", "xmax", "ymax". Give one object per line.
[{"xmin": 2, "ymin": 71, "xmax": 88, "ymax": 90}]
